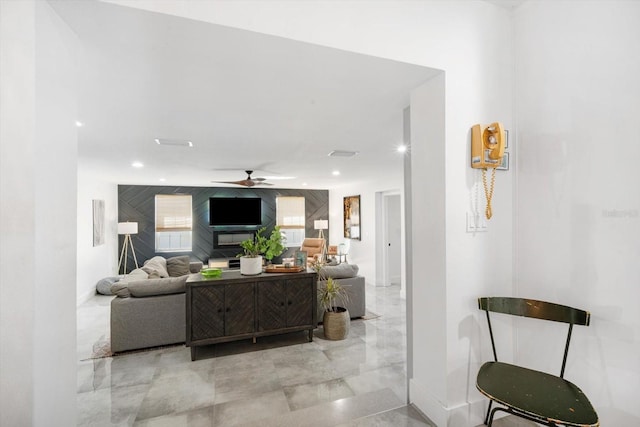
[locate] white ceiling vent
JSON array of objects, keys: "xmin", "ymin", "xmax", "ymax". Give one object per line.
[
  {"xmin": 154, "ymin": 138, "xmax": 193, "ymax": 147},
  {"xmin": 328, "ymin": 150, "xmax": 359, "ymax": 158}
]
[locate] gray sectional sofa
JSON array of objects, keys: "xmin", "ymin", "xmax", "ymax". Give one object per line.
[
  {"xmin": 110, "ymin": 256, "xmax": 202, "ymax": 353},
  {"xmin": 317, "ymin": 263, "xmax": 366, "ymax": 319},
  {"xmin": 110, "ymin": 256, "xmax": 366, "ymax": 353}
]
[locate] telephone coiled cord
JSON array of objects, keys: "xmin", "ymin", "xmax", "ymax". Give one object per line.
[{"xmin": 482, "ymin": 167, "xmax": 497, "ymax": 220}]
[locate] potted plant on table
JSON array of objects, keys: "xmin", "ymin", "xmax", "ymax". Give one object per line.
[
  {"xmin": 238, "ymin": 226, "xmax": 286, "ymax": 275},
  {"xmin": 314, "ymin": 261, "xmax": 350, "ymax": 340}
]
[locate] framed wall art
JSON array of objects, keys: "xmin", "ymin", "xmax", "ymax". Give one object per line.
[
  {"xmin": 343, "ymin": 195, "xmax": 361, "ymax": 240},
  {"xmin": 92, "ymin": 199, "xmax": 105, "ymax": 246}
]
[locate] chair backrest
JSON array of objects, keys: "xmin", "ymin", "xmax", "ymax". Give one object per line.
[
  {"xmin": 478, "ymin": 297, "xmax": 590, "ymax": 326},
  {"xmin": 478, "ymin": 296, "xmax": 591, "ymax": 377},
  {"xmin": 300, "ymin": 238, "xmax": 325, "ymax": 256}
]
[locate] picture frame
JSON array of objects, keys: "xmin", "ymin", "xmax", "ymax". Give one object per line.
[
  {"xmin": 497, "ymin": 152, "xmax": 510, "ymax": 171},
  {"xmin": 343, "ymin": 195, "xmax": 361, "ymax": 240},
  {"xmin": 295, "ymin": 251, "xmax": 307, "ymax": 267},
  {"xmin": 92, "ymin": 199, "xmax": 105, "ymax": 247}
]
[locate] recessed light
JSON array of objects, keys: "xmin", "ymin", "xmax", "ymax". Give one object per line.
[
  {"xmin": 154, "ymin": 138, "xmax": 193, "ymax": 147},
  {"xmin": 75, "ymin": 121, "xmax": 83, "ymax": 127},
  {"xmin": 332, "ymin": 170, "xmax": 340, "ymax": 176},
  {"xmin": 159, "ymin": 178, "xmax": 166, "ymax": 182},
  {"xmin": 328, "ymin": 150, "xmax": 359, "ymax": 157},
  {"xmin": 397, "ymin": 145, "xmax": 407, "ymax": 153},
  {"xmin": 132, "ymin": 161, "xmax": 144, "ymax": 168},
  {"xmin": 302, "ymin": 182, "xmax": 308, "ymax": 186}
]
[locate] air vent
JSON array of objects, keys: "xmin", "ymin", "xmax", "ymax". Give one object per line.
[
  {"xmin": 328, "ymin": 150, "xmax": 359, "ymax": 157},
  {"xmin": 154, "ymin": 138, "xmax": 193, "ymax": 147}
]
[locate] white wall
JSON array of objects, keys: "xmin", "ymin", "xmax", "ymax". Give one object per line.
[
  {"xmin": 0, "ymin": 0, "xmax": 78, "ymax": 424},
  {"xmin": 101, "ymin": 1, "xmax": 514, "ymax": 425},
  {"xmin": 76, "ymin": 166, "xmax": 119, "ymax": 304},
  {"xmin": 328, "ymin": 176, "xmax": 405, "ymax": 286},
  {"xmin": 514, "ymin": 1, "xmax": 640, "ymax": 424}
]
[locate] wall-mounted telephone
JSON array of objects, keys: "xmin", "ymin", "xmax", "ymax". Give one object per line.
[{"xmin": 471, "ymin": 122, "xmax": 505, "ymax": 220}]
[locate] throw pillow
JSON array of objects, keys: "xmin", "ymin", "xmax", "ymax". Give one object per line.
[
  {"xmin": 141, "ymin": 256, "xmax": 169, "ymax": 278},
  {"xmin": 112, "ymin": 268, "xmax": 150, "ymax": 297},
  {"xmin": 166, "ymin": 255, "xmax": 191, "ymax": 277},
  {"xmin": 128, "ymin": 276, "xmax": 188, "ymax": 297},
  {"xmin": 95, "ymin": 276, "xmax": 121, "ymax": 295},
  {"xmin": 320, "ymin": 263, "xmax": 359, "ymax": 279}
]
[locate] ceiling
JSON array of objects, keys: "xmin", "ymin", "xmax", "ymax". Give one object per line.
[{"xmin": 50, "ymin": 0, "xmax": 440, "ymax": 189}]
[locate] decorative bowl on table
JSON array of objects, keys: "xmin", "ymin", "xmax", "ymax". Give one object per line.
[{"xmin": 200, "ymin": 267, "xmax": 222, "ymax": 278}]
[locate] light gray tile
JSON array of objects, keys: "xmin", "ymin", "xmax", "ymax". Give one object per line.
[
  {"xmin": 78, "ymin": 283, "xmax": 413, "ymax": 427},
  {"xmin": 284, "ymin": 378, "xmax": 355, "ymax": 411},
  {"xmin": 241, "ymin": 388, "xmax": 404, "ymax": 427},
  {"xmin": 337, "ymin": 404, "xmax": 435, "ymax": 426},
  {"xmin": 77, "ymin": 383, "xmax": 149, "ymax": 427},
  {"xmin": 214, "ymin": 362, "xmax": 282, "ymax": 404},
  {"xmin": 135, "ymin": 362, "xmax": 216, "ymax": 420},
  {"xmin": 133, "ymin": 406, "xmax": 214, "ymax": 427},
  {"xmin": 213, "ymin": 390, "xmax": 290, "ymax": 426},
  {"xmin": 344, "ymin": 363, "xmax": 407, "ymax": 403}
]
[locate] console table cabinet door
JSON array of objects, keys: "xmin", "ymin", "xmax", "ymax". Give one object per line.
[
  {"xmin": 191, "ymin": 286, "xmax": 225, "ymax": 341},
  {"xmin": 257, "ymin": 280, "xmax": 287, "ymax": 332},
  {"xmin": 285, "ymin": 278, "xmax": 313, "ymax": 327},
  {"xmin": 224, "ymin": 282, "xmax": 255, "ymax": 336}
]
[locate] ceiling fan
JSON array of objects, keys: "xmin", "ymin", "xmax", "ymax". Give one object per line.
[{"xmin": 212, "ymin": 170, "xmax": 273, "ymax": 187}]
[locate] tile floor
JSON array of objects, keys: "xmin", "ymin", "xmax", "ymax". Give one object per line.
[{"xmin": 77, "ymin": 283, "xmax": 438, "ymax": 426}]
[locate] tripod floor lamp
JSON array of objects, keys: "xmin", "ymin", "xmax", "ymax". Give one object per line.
[
  {"xmin": 118, "ymin": 222, "xmax": 139, "ymax": 274},
  {"xmin": 314, "ymin": 219, "xmax": 328, "ymax": 260}
]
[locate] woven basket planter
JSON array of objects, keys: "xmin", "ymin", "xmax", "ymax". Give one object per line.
[{"xmin": 323, "ymin": 308, "xmax": 350, "ymax": 340}]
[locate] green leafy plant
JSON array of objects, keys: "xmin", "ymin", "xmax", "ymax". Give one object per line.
[
  {"xmin": 238, "ymin": 226, "xmax": 286, "ymax": 260},
  {"xmin": 263, "ymin": 226, "xmax": 286, "ymax": 261},
  {"xmin": 318, "ymin": 277, "xmax": 349, "ymax": 313},
  {"xmin": 312, "ymin": 260, "xmax": 350, "ymax": 313}
]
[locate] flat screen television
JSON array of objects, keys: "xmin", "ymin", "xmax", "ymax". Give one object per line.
[{"xmin": 209, "ymin": 197, "xmax": 262, "ymax": 226}]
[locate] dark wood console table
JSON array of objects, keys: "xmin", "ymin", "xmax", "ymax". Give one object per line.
[{"xmin": 186, "ymin": 269, "xmax": 317, "ymax": 361}]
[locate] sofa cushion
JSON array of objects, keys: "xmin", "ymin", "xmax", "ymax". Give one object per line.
[
  {"xmin": 320, "ymin": 263, "xmax": 359, "ymax": 279},
  {"xmin": 111, "ymin": 269, "xmax": 148, "ymax": 296},
  {"xmin": 129, "ymin": 276, "xmax": 188, "ymax": 297},
  {"xmin": 141, "ymin": 256, "xmax": 169, "ymax": 278},
  {"xmin": 112, "ymin": 275, "xmax": 188, "ymax": 298},
  {"xmin": 167, "ymin": 255, "xmax": 191, "ymax": 277},
  {"xmin": 96, "ymin": 276, "xmax": 122, "ymax": 295}
]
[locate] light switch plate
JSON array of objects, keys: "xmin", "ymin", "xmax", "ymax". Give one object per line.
[{"xmin": 466, "ymin": 212, "xmax": 488, "ymax": 232}]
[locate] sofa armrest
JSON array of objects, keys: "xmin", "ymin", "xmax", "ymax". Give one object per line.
[{"xmin": 189, "ymin": 261, "xmax": 203, "ymax": 273}]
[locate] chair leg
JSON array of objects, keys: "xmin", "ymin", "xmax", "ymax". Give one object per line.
[{"xmin": 484, "ymin": 401, "xmax": 493, "ymax": 425}]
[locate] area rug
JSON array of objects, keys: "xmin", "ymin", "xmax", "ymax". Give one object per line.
[
  {"xmin": 81, "ymin": 337, "xmax": 183, "ymax": 361},
  {"xmin": 361, "ymin": 310, "xmax": 381, "ymax": 320}
]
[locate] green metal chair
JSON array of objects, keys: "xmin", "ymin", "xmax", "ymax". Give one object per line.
[{"xmin": 476, "ymin": 297, "xmax": 599, "ymax": 427}]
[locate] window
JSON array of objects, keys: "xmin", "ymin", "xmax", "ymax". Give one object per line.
[
  {"xmin": 155, "ymin": 194, "xmax": 192, "ymax": 252},
  {"xmin": 276, "ymin": 196, "xmax": 305, "ymax": 247}
]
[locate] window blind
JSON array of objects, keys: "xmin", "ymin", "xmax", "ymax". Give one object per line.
[
  {"xmin": 276, "ymin": 196, "xmax": 305, "ymax": 229},
  {"xmin": 155, "ymin": 194, "xmax": 192, "ymax": 232}
]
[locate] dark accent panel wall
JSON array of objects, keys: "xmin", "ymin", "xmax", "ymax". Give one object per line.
[{"xmin": 118, "ymin": 185, "xmax": 329, "ymax": 268}]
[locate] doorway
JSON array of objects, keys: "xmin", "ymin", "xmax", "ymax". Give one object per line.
[{"xmin": 375, "ymin": 191, "xmax": 403, "ymax": 289}]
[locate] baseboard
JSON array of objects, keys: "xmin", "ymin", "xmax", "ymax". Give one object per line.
[
  {"xmin": 410, "ymin": 379, "xmax": 448, "ymax": 426},
  {"xmin": 76, "ymin": 289, "xmax": 95, "ymax": 306},
  {"xmin": 409, "ymin": 379, "xmax": 487, "ymax": 427}
]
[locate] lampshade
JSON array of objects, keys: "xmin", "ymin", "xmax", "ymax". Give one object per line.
[
  {"xmin": 118, "ymin": 222, "xmax": 138, "ymax": 235},
  {"xmin": 314, "ymin": 220, "xmax": 328, "ymax": 230}
]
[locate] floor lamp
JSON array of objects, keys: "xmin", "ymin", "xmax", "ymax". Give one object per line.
[
  {"xmin": 118, "ymin": 222, "xmax": 139, "ymax": 274},
  {"xmin": 314, "ymin": 219, "xmax": 328, "ymax": 261}
]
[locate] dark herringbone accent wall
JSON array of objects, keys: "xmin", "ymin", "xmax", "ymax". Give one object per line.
[{"xmin": 118, "ymin": 185, "xmax": 329, "ymax": 268}]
